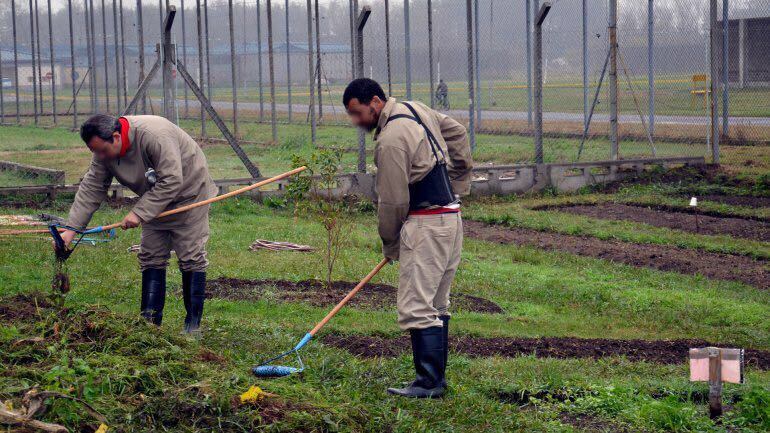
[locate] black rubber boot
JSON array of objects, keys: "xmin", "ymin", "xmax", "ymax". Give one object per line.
[
  {"xmin": 182, "ymin": 271, "xmax": 206, "ymax": 336},
  {"xmin": 140, "ymin": 269, "xmax": 166, "ymax": 325},
  {"xmin": 387, "ymin": 326, "xmax": 446, "ymax": 398},
  {"xmin": 439, "ymin": 315, "xmax": 450, "ymax": 387}
]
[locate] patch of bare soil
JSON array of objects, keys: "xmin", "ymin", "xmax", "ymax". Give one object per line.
[
  {"xmin": 464, "ymin": 220, "xmax": 769, "ymax": 290},
  {"xmin": 320, "ymin": 334, "xmax": 770, "ymax": 370},
  {"xmin": 0, "ymin": 292, "xmax": 53, "ymax": 322},
  {"xmin": 206, "ymin": 278, "xmax": 503, "ymax": 314},
  {"xmin": 590, "ymin": 165, "xmax": 761, "ymax": 194},
  {"xmin": 696, "ymin": 194, "xmax": 770, "ymax": 209},
  {"xmin": 558, "ymin": 412, "xmax": 639, "ymax": 433},
  {"xmin": 539, "ymin": 203, "xmax": 769, "ymax": 242}
]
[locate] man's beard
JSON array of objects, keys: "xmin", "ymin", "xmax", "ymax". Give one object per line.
[{"xmin": 363, "ymin": 106, "xmax": 379, "ymax": 131}]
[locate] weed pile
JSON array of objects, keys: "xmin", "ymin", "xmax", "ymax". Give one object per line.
[{"xmin": 0, "ymin": 292, "xmax": 318, "ymax": 432}]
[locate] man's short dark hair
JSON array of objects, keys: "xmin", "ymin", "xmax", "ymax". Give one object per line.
[
  {"xmin": 80, "ymin": 114, "xmax": 121, "ymax": 144},
  {"xmin": 343, "ymin": 78, "xmax": 386, "ymax": 107}
]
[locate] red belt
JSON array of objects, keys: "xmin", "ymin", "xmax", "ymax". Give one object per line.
[{"xmin": 408, "ymin": 207, "xmax": 460, "ymax": 216}]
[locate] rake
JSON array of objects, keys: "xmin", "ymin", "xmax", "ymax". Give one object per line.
[
  {"xmin": 252, "ymin": 258, "xmax": 390, "ymax": 378},
  {"xmin": 0, "ymin": 167, "xmax": 307, "ymax": 261}
]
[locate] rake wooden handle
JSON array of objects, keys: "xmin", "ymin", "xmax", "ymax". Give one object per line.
[
  {"xmin": 309, "ymin": 258, "xmax": 390, "ymax": 336},
  {"xmin": 0, "ymin": 166, "xmax": 307, "ymax": 236}
]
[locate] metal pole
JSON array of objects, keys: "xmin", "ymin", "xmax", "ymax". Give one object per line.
[
  {"xmin": 285, "ymin": 0, "xmax": 292, "ymax": 122},
  {"xmin": 582, "ymin": 0, "xmax": 588, "ymax": 130},
  {"xmin": 267, "ymin": 0, "xmax": 277, "ymax": 142},
  {"xmin": 305, "ymin": 0, "xmax": 316, "ymax": 145},
  {"xmin": 525, "ymin": 0, "xmax": 532, "ymax": 126},
  {"xmin": 11, "ymin": 0, "xmax": 21, "ymax": 124},
  {"xmin": 404, "ymin": 0, "xmax": 411, "ymax": 99},
  {"xmin": 34, "ymin": 0, "xmax": 43, "ymax": 117},
  {"xmin": 314, "ymin": 0, "xmax": 321, "ymax": 119},
  {"xmin": 428, "ymin": 0, "xmax": 434, "ymax": 108},
  {"xmin": 86, "ymin": 0, "xmax": 94, "ymax": 112},
  {"xmin": 0, "ymin": 28, "xmax": 4, "ymax": 123},
  {"xmin": 112, "ymin": 0, "xmax": 121, "ymax": 113},
  {"xmin": 161, "ymin": 5, "xmax": 175, "ymax": 121},
  {"xmin": 120, "ymin": 0, "xmax": 128, "ymax": 108},
  {"xmin": 181, "ymin": 0, "xmax": 189, "ymax": 118},
  {"xmin": 28, "ymin": 0, "xmax": 39, "ymax": 125},
  {"xmin": 466, "ymin": 0, "xmax": 475, "ymax": 151},
  {"xmin": 159, "ymin": 0, "xmax": 165, "ymax": 115},
  {"xmin": 101, "ymin": 0, "xmax": 110, "ymax": 113},
  {"xmin": 534, "ymin": 3, "xmax": 551, "ymax": 164},
  {"xmin": 473, "ymin": 0, "xmax": 480, "ymax": 127},
  {"xmin": 196, "ymin": 0, "xmax": 205, "ymax": 136},
  {"xmin": 137, "ymin": 0, "xmax": 145, "ymax": 113},
  {"xmin": 228, "ymin": 0, "xmax": 238, "ymax": 136},
  {"xmin": 68, "ymin": 0, "xmax": 77, "ymax": 129},
  {"xmin": 356, "ymin": 6, "xmax": 371, "ymax": 173},
  {"xmin": 89, "ymin": 0, "xmax": 98, "ymax": 112},
  {"xmin": 384, "ymin": 0, "xmax": 392, "ymax": 96},
  {"xmin": 648, "ymin": 0, "xmax": 654, "ymax": 137},
  {"xmin": 609, "ymin": 0, "xmax": 618, "ymax": 160},
  {"xmin": 709, "ymin": 0, "xmax": 720, "ymax": 162},
  {"xmin": 47, "ymin": 0, "xmax": 57, "ymax": 124},
  {"xmin": 204, "ymin": 0, "xmax": 212, "ymax": 122},
  {"xmin": 722, "ymin": 0, "xmax": 729, "ymax": 137},
  {"xmin": 349, "ymin": 0, "xmax": 355, "ymax": 80},
  {"xmin": 257, "ymin": 0, "xmax": 264, "ymax": 121}
]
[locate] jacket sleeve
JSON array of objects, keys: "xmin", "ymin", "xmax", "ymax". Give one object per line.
[
  {"xmin": 131, "ymin": 132, "xmax": 184, "ymax": 223},
  {"xmin": 67, "ymin": 157, "xmax": 113, "ymax": 229},
  {"xmin": 435, "ymin": 111, "xmax": 473, "ymax": 196},
  {"xmin": 374, "ymin": 141, "xmax": 411, "ymax": 261}
]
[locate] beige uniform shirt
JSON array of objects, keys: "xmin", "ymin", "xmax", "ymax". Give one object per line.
[
  {"xmin": 67, "ymin": 115, "xmax": 216, "ymax": 229},
  {"xmin": 373, "ymin": 98, "xmax": 473, "ymax": 259}
]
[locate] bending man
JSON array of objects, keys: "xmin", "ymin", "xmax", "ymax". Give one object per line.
[
  {"xmin": 62, "ymin": 114, "xmax": 217, "ymax": 335},
  {"xmin": 343, "ymin": 79, "xmax": 473, "ymax": 398}
]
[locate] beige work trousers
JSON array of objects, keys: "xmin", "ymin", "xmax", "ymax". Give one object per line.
[
  {"xmin": 137, "ymin": 205, "xmax": 211, "ymax": 272},
  {"xmin": 397, "ymin": 212, "xmax": 463, "ymax": 330}
]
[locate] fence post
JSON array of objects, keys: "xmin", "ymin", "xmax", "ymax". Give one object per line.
[
  {"xmin": 534, "ymin": 2, "xmax": 551, "ymax": 164},
  {"xmin": 120, "ymin": 0, "xmax": 128, "ymax": 108},
  {"xmin": 525, "ymin": 0, "xmax": 532, "ymax": 127},
  {"xmin": 647, "ymin": 0, "xmax": 654, "ymax": 137},
  {"xmin": 305, "ymin": 0, "xmax": 316, "ymax": 145},
  {"xmin": 722, "ymin": 0, "xmax": 729, "ymax": 137},
  {"xmin": 582, "ymin": 0, "xmax": 588, "ymax": 131},
  {"xmin": 136, "ymin": 0, "xmax": 145, "ymax": 113},
  {"xmin": 285, "ymin": 0, "xmax": 292, "ymax": 123},
  {"xmin": 47, "ymin": 0, "xmax": 57, "ymax": 124},
  {"xmin": 204, "ymin": 0, "xmax": 213, "ymax": 125},
  {"xmin": 228, "ymin": 0, "xmax": 238, "ymax": 135},
  {"xmin": 34, "ymin": 0, "xmax": 43, "ymax": 118},
  {"xmin": 404, "ymin": 0, "xmax": 411, "ymax": 99},
  {"xmin": 11, "ymin": 0, "xmax": 21, "ymax": 124},
  {"xmin": 181, "ymin": 0, "xmax": 189, "ymax": 119},
  {"xmin": 162, "ymin": 6, "xmax": 176, "ymax": 122},
  {"xmin": 466, "ymin": 0, "xmax": 475, "ymax": 151},
  {"xmin": 384, "ymin": 0, "xmax": 392, "ymax": 96},
  {"xmin": 428, "ymin": 0, "xmax": 434, "ymax": 108},
  {"xmin": 112, "ymin": 0, "xmax": 121, "ymax": 114},
  {"xmin": 101, "ymin": 0, "xmax": 110, "ymax": 113},
  {"xmin": 473, "ymin": 0, "xmax": 480, "ymax": 128},
  {"xmin": 314, "ymin": 0, "xmax": 322, "ymax": 120},
  {"xmin": 256, "ymin": 0, "xmax": 264, "ymax": 121},
  {"xmin": 709, "ymin": 0, "xmax": 720, "ymax": 163},
  {"xmin": 196, "ymin": 0, "xmax": 205, "ymax": 136},
  {"xmin": 356, "ymin": 6, "xmax": 371, "ymax": 173},
  {"xmin": 28, "ymin": 0, "xmax": 39, "ymax": 125},
  {"xmin": 267, "ymin": 0, "xmax": 278, "ymax": 142},
  {"xmin": 67, "ymin": 0, "xmax": 77, "ymax": 129},
  {"xmin": 609, "ymin": 0, "xmax": 619, "ymax": 160}
]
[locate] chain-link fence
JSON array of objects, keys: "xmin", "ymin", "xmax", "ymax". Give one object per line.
[{"xmin": 0, "ymin": 0, "xmax": 768, "ymax": 185}]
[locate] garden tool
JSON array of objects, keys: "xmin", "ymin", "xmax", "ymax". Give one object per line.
[{"xmin": 252, "ymin": 258, "xmax": 390, "ymax": 378}]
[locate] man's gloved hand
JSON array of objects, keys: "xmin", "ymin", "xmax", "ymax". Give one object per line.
[
  {"xmin": 121, "ymin": 211, "xmax": 142, "ymax": 230},
  {"xmin": 53, "ymin": 229, "xmax": 77, "ymax": 251}
]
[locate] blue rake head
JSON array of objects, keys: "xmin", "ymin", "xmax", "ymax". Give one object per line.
[
  {"xmin": 49, "ymin": 224, "xmax": 116, "ymax": 261},
  {"xmin": 252, "ymin": 333, "xmax": 312, "ymax": 378}
]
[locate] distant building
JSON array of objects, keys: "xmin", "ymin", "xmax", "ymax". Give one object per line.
[{"xmin": 719, "ymin": 10, "xmax": 770, "ymax": 88}]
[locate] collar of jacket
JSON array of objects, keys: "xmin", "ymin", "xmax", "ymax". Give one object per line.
[
  {"xmin": 118, "ymin": 116, "xmax": 132, "ymax": 158},
  {"xmin": 373, "ymin": 97, "xmax": 397, "ymax": 140}
]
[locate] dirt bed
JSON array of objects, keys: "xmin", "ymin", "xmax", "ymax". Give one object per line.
[
  {"xmin": 539, "ymin": 203, "xmax": 769, "ymax": 242},
  {"xmin": 695, "ymin": 194, "xmax": 770, "ymax": 209},
  {"xmin": 321, "ymin": 334, "xmax": 770, "ymax": 370},
  {"xmin": 206, "ymin": 278, "xmax": 504, "ymax": 314},
  {"xmin": 463, "ymin": 220, "xmax": 769, "ymax": 290}
]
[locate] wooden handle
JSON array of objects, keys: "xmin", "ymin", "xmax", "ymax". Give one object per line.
[
  {"xmin": 309, "ymin": 258, "xmax": 390, "ymax": 336},
  {"xmin": 0, "ymin": 166, "xmax": 308, "ymax": 236}
]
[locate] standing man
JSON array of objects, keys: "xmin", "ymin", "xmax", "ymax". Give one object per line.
[
  {"xmin": 343, "ymin": 79, "xmax": 473, "ymax": 398},
  {"xmin": 436, "ymin": 79, "xmax": 449, "ymax": 110},
  {"xmin": 62, "ymin": 114, "xmax": 217, "ymax": 335}
]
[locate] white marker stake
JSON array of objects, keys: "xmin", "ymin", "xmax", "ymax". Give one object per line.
[{"xmin": 690, "ymin": 197, "xmax": 700, "ymax": 232}]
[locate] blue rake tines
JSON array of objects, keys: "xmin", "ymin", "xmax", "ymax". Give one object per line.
[{"xmin": 252, "ymin": 333, "xmax": 312, "ymax": 378}]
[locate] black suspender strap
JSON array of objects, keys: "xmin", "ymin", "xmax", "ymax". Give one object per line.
[{"xmin": 387, "ymin": 102, "xmax": 447, "ymax": 164}]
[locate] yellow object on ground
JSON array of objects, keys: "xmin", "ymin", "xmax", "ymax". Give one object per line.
[
  {"xmin": 95, "ymin": 424, "xmax": 109, "ymax": 433},
  {"xmin": 240, "ymin": 386, "xmax": 271, "ymax": 404}
]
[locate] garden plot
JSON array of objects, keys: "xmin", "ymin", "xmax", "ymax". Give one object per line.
[
  {"xmin": 463, "ymin": 220, "xmax": 769, "ymax": 290},
  {"xmin": 206, "ymin": 277, "xmax": 504, "ymax": 313},
  {"xmin": 534, "ymin": 203, "xmax": 769, "ymax": 242},
  {"xmin": 321, "ymin": 334, "xmax": 770, "ymax": 369}
]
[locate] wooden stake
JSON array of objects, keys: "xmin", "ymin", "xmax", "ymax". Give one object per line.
[{"xmin": 708, "ymin": 347, "xmax": 723, "ymax": 419}]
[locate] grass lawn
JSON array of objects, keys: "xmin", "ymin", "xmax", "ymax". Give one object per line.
[{"xmin": 1, "ymin": 141, "xmax": 769, "ymax": 431}]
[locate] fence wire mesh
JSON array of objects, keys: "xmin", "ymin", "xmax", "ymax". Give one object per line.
[{"xmin": 0, "ymin": 0, "xmax": 768, "ymax": 186}]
